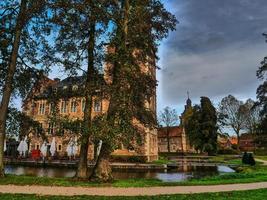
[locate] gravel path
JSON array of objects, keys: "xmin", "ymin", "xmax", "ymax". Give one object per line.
[
  {"xmin": 1, "ymin": 182, "xmax": 267, "ymax": 196},
  {"xmin": 255, "ymin": 158, "xmax": 267, "ymax": 166}
]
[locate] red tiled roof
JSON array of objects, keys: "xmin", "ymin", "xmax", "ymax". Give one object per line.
[
  {"xmin": 158, "ymin": 126, "xmax": 183, "ymax": 138},
  {"xmin": 230, "ymin": 137, "xmax": 238, "ymax": 145}
]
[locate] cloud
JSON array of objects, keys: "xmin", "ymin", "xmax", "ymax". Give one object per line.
[{"xmin": 157, "ymin": 0, "xmax": 267, "ymax": 114}]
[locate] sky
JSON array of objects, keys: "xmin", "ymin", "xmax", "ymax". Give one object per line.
[
  {"xmin": 11, "ymin": 0, "xmax": 267, "ymax": 119},
  {"xmin": 157, "ymin": 0, "xmax": 267, "ymax": 116}
]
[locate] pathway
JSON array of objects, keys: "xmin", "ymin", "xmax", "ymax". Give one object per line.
[
  {"xmin": 1, "ymin": 182, "xmax": 267, "ymax": 196},
  {"xmin": 255, "ymin": 158, "xmax": 267, "ymax": 166}
]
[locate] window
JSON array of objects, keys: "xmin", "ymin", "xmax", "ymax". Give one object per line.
[
  {"xmin": 61, "ymin": 100, "xmax": 68, "ymax": 113},
  {"xmin": 71, "ymin": 100, "xmax": 77, "ymax": 112},
  {"xmin": 48, "ymin": 123, "xmax": 54, "ymax": 135},
  {"xmin": 48, "ymin": 103, "xmax": 54, "ymax": 114},
  {"xmin": 72, "ymin": 85, "xmax": 78, "ymax": 91},
  {"xmin": 94, "ymin": 100, "xmax": 102, "ymax": 112},
  {"xmin": 38, "ymin": 101, "xmax": 45, "ymax": 115},
  {"xmin": 81, "ymin": 99, "xmax": 85, "ymax": 112},
  {"xmin": 35, "ymin": 144, "xmax": 40, "ymax": 150},
  {"xmin": 57, "ymin": 144, "xmax": 62, "ymax": 151}
]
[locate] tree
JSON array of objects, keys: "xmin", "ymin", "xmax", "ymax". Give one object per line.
[
  {"xmin": 186, "ymin": 97, "xmax": 218, "ymax": 155},
  {"xmin": 186, "ymin": 105, "xmax": 201, "ymax": 152},
  {"xmin": 218, "ymin": 95, "xmax": 247, "ymax": 151},
  {"xmin": 256, "ymin": 33, "xmax": 267, "ymax": 147},
  {"xmin": 199, "ymin": 97, "xmax": 218, "ymax": 155},
  {"xmin": 89, "ymin": 0, "xmax": 177, "ymax": 182},
  {"xmin": 51, "ymin": 0, "xmax": 111, "ymax": 179},
  {"xmin": 159, "ymin": 107, "xmax": 178, "ymax": 152},
  {"xmin": 243, "ymin": 99, "xmax": 261, "ymax": 135},
  {"xmin": 0, "ymin": 0, "xmax": 52, "ymax": 177}
]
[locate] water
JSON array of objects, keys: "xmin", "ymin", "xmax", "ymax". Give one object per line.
[{"xmin": 4, "ymin": 165, "xmax": 235, "ymax": 182}]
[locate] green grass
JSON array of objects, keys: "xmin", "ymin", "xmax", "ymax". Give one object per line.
[
  {"xmin": 1, "ymin": 189, "xmax": 267, "ymax": 199},
  {"xmin": 151, "ymin": 156, "xmax": 174, "ymax": 165}
]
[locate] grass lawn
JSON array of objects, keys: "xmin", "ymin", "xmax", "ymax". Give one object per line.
[
  {"xmin": 0, "ymin": 189, "xmax": 267, "ymax": 199},
  {"xmin": 151, "ymin": 156, "xmax": 174, "ymax": 165}
]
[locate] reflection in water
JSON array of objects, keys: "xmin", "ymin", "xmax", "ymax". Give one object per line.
[{"xmin": 5, "ymin": 165, "xmax": 235, "ymax": 182}]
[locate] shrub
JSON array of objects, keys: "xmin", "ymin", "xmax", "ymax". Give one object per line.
[
  {"xmin": 242, "ymin": 152, "xmax": 256, "ymax": 166},
  {"xmin": 217, "ymin": 148, "xmax": 239, "ymax": 155},
  {"xmin": 247, "ymin": 153, "xmax": 256, "ymax": 166}
]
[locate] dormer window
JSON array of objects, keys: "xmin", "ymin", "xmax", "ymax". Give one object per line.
[
  {"xmin": 53, "ymin": 87, "xmax": 57, "ymax": 93},
  {"xmin": 94, "ymin": 100, "xmax": 102, "ymax": 112},
  {"xmin": 72, "ymin": 85, "xmax": 78, "ymax": 91}
]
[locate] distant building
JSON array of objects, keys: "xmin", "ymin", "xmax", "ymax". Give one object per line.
[
  {"xmin": 240, "ymin": 133, "xmax": 256, "ymax": 152},
  {"xmin": 158, "ymin": 126, "xmax": 187, "ymax": 153},
  {"xmin": 218, "ymin": 135, "xmax": 235, "ymax": 149},
  {"xmin": 158, "ymin": 96, "xmax": 194, "ymax": 154}
]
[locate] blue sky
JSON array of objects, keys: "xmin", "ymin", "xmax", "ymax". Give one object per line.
[
  {"xmin": 157, "ymin": 0, "xmax": 267, "ymax": 116},
  {"xmin": 12, "ymin": 0, "xmax": 267, "ymax": 122}
]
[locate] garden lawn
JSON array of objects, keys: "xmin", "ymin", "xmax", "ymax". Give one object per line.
[{"xmin": 0, "ymin": 189, "xmax": 267, "ymax": 199}]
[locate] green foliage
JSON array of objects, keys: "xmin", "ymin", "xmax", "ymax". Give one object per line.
[
  {"xmin": 242, "ymin": 152, "xmax": 256, "ymax": 166},
  {"xmin": 6, "ymin": 107, "xmax": 45, "ymax": 139},
  {"xmin": 217, "ymin": 149, "xmax": 239, "ymax": 155},
  {"xmin": 0, "ymin": 0, "xmax": 53, "ymax": 98},
  {"xmin": 186, "ymin": 97, "xmax": 218, "ymax": 155},
  {"xmin": 242, "ymin": 152, "xmax": 249, "ymax": 164}
]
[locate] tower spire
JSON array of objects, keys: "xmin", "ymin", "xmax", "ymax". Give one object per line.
[{"xmin": 186, "ymin": 91, "xmax": 192, "ymax": 108}]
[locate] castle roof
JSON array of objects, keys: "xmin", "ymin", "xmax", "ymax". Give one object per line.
[{"xmin": 158, "ymin": 126, "xmax": 183, "ymax": 138}]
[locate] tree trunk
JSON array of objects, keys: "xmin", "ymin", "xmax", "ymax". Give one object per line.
[
  {"xmin": 89, "ymin": 0, "xmax": 130, "ymax": 182},
  {"xmin": 0, "ymin": 0, "xmax": 27, "ymax": 177},
  {"xmin": 76, "ymin": 13, "xmax": 96, "ymax": 179},
  {"xmin": 89, "ymin": 143, "xmax": 113, "ymax": 182},
  {"xmin": 236, "ymin": 131, "xmax": 240, "ymax": 152},
  {"xmin": 166, "ymin": 128, "xmax": 170, "ymax": 153}
]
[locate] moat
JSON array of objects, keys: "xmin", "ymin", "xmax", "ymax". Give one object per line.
[{"xmin": 4, "ymin": 165, "xmax": 235, "ymax": 182}]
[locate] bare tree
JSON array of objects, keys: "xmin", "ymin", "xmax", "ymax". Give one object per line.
[
  {"xmin": 159, "ymin": 107, "xmax": 178, "ymax": 153},
  {"xmin": 218, "ymin": 95, "xmax": 247, "ymax": 151},
  {"xmin": 243, "ymin": 99, "xmax": 261, "ymax": 134}
]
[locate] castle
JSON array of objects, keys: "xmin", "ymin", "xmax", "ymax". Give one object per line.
[{"xmin": 22, "ymin": 48, "xmax": 158, "ymax": 162}]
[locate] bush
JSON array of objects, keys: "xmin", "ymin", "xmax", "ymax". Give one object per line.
[
  {"xmin": 242, "ymin": 152, "xmax": 256, "ymax": 166},
  {"xmin": 242, "ymin": 152, "xmax": 249, "ymax": 164},
  {"xmin": 217, "ymin": 148, "xmax": 239, "ymax": 155},
  {"xmin": 247, "ymin": 153, "xmax": 256, "ymax": 166}
]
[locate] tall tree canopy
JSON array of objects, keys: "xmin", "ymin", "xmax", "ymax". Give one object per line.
[
  {"xmin": 186, "ymin": 97, "xmax": 218, "ymax": 155},
  {"xmin": 89, "ymin": 0, "xmax": 177, "ymax": 182},
  {"xmin": 256, "ymin": 33, "xmax": 267, "ymax": 147},
  {"xmin": 0, "ymin": 0, "xmax": 52, "ymax": 177}
]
